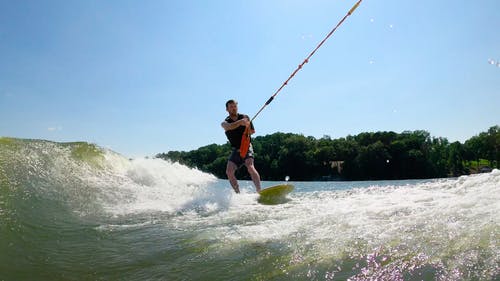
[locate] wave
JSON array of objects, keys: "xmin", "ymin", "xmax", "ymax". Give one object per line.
[
  {"xmin": 0, "ymin": 137, "xmax": 221, "ymax": 217},
  {"xmin": 0, "ymin": 137, "xmax": 227, "ymax": 279}
]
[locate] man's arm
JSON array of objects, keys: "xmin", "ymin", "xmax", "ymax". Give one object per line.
[
  {"xmin": 221, "ymin": 118, "xmax": 249, "ymax": 131},
  {"xmin": 243, "ymin": 115, "xmax": 256, "ymax": 135},
  {"xmin": 247, "ymin": 116, "xmax": 255, "ymax": 135}
]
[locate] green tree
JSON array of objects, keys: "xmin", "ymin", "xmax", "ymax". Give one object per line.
[
  {"xmin": 155, "ymin": 126, "xmax": 498, "ymax": 181},
  {"xmin": 428, "ymin": 137, "xmax": 449, "ymax": 178},
  {"xmin": 447, "ymin": 141, "xmax": 465, "ymax": 176},
  {"xmin": 354, "ymin": 141, "xmax": 391, "ymax": 180},
  {"xmin": 464, "ymin": 125, "xmax": 499, "ymax": 169}
]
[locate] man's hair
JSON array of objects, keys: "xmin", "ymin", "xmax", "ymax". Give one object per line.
[{"xmin": 225, "ymin": 99, "xmax": 237, "ymax": 108}]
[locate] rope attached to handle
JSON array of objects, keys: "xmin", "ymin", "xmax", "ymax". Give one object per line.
[{"xmin": 240, "ymin": 0, "xmax": 363, "ymax": 158}]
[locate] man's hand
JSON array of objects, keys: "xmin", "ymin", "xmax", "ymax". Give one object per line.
[
  {"xmin": 240, "ymin": 118, "xmax": 250, "ymax": 127},
  {"xmin": 242, "ymin": 118, "xmax": 256, "ymax": 134}
]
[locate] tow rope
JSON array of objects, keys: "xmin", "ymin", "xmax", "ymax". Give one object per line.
[{"xmin": 240, "ymin": 0, "xmax": 363, "ymax": 158}]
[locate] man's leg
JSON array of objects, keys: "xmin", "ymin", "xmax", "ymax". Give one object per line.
[
  {"xmin": 226, "ymin": 161, "xmax": 240, "ymax": 193},
  {"xmin": 245, "ymin": 158, "xmax": 261, "ymax": 192}
]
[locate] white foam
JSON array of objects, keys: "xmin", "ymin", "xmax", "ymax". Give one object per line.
[
  {"xmin": 101, "ymin": 156, "xmax": 226, "ymax": 216},
  {"xmin": 172, "ymin": 170, "xmax": 500, "ymax": 270}
]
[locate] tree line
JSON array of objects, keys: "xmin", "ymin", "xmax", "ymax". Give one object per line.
[{"xmin": 156, "ymin": 125, "xmax": 499, "ymax": 181}]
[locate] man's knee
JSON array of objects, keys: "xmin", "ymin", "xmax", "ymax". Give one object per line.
[
  {"xmin": 246, "ymin": 164, "xmax": 258, "ymax": 175},
  {"xmin": 246, "ymin": 164, "xmax": 254, "ymax": 171}
]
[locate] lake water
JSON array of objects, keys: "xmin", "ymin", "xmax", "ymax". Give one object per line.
[{"xmin": 0, "ymin": 139, "xmax": 498, "ymax": 280}]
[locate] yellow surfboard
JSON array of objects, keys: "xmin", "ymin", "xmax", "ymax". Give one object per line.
[{"xmin": 258, "ymin": 184, "xmax": 294, "ymax": 204}]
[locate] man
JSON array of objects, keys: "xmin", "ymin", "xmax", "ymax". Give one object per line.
[{"xmin": 221, "ymin": 99, "xmax": 261, "ymax": 193}]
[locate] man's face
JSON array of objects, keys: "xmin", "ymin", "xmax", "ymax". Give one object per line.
[{"xmin": 226, "ymin": 102, "xmax": 238, "ymax": 115}]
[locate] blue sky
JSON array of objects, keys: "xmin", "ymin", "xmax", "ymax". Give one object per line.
[{"xmin": 1, "ymin": 0, "xmax": 499, "ymax": 157}]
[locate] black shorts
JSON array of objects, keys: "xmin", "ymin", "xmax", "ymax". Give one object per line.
[{"xmin": 228, "ymin": 144, "xmax": 254, "ymax": 167}]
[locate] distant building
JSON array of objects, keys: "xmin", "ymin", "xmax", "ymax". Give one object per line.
[{"xmin": 330, "ymin": 161, "xmax": 344, "ymax": 174}]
